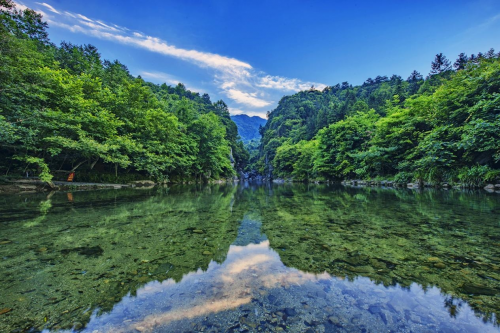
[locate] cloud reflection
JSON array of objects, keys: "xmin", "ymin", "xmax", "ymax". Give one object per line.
[{"xmin": 87, "ymin": 240, "xmax": 329, "ymax": 332}]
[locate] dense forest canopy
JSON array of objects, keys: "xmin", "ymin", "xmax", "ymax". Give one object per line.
[
  {"xmin": 0, "ymin": 0, "xmax": 248, "ymax": 183},
  {"xmin": 255, "ymin": 50, "xmax": 500, "ymax": 186},
  {"xmin": 2, "ymin": 0, "xmax": 499, "ymax": 186}
]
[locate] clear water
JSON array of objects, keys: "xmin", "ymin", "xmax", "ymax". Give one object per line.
[{"xmin": 0, "ymin": 183, "xmax": 499, "ymax": 332}]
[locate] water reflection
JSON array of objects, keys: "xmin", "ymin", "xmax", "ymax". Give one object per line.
[
  {"xmin": 0, "ymin": 186, "xmax": 243, "ymax": 331},
  {"xmin": 76, "ymin": 237, "xmax": 498, "ymax": 332},
  {"xmin": 258, "ymin": 185, "xmax": 500, "ymax": 323},
  {"xmin": 0, "ymin": 184, "xmax": 499, "ymax": 332}
]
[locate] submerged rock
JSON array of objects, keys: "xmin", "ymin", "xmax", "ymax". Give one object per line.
[
  {"xmin": 0, "ymin": 308, "xmax": 12, "ymax": 315},
  {"xmin": 461, "ymin": 284, "xmax": 498, "ymax": 295},
  {"xmin": 60, "ymin": 246, "xmax": 104, "ymax": 258}
]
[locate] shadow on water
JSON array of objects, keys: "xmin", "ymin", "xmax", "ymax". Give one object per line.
[{"xmin": 0, "ymin": 183, "xmax": 499, "ymax": 332}]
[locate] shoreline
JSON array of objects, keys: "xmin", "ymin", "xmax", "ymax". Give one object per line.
[
  {"xmin": 2, "ymin": 177, "xmax": 499, "ymax": 195},
  {"xmin": 270, "ymin": 178, "xmax": 500, "ymax": 193},
  {"xmin": 0, "ymin": 178, "xmax": 241, "ymax": 195}
]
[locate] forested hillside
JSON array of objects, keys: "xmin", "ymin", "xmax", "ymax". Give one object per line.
[
  {"xmin": 0, "ymin": 1, "xmax": 248, "ymax": 183},
  {"xmin": 256, "ymin": 51, "xmax": 500, "ymax": 185}
]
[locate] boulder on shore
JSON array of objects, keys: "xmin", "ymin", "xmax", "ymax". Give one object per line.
[{"xmin": 129, "ymin": 180, "xmax": 156, "ymax": 187}]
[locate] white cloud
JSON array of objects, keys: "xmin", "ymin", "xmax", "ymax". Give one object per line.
[
  {"xmin": 35, "ymin": 2, "xmax": 59, "ymax": 14},
  {"xmin": 257, "ymin": 75, "xmax": 326, "ymax": 92},
  {"xmin": 76, "ymin": 13, "xmax": 92, "ymax": 22},
  {"xmin": 13, "ymin": 1, "xmax": 47, "ymax": 17},
  {"xmin": 139, "ymin": 71, "xmax": 183, "ymax": 87},
  {"xmin": 226, "ymin": 89, "xmax": 271, "ymax": 108},
  {"xmin": 229, "ymin": 108, "xmax": 266, "ymax": 119},
  {"xmin": 30, "ymin": 2, "xmax": 326, "ymax": 114},
  {"xmin": 12, "ymin": 2, "xmax": 29, "ymax": 11},
  {"xmin": 95, "ymin": 20, "xmax": 120, "ymax": 32}
]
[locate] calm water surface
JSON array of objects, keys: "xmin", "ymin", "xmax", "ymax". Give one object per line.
[{"xmin": 0, "ymin": 183, "xmax": 499, "ymax": 332}]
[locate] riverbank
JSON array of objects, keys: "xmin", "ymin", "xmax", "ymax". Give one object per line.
[
  {"xmin": 270, "ymin": 178, "xmax": 500, "ymax": 193},
  {"xmin": 0, "ymin": 179, "xmax": 154, "ymax": 194},
  {"xmin": 341, "ymin": 179, "xmax": 500, "ymax": 193},
  {"xmin": 0, "ymin": 178, "xmax": 243, "ymax": 194}
]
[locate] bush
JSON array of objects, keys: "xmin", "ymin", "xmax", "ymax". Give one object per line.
[
  {"xmin": 394, "ymin": 172, "xmax": 413, "ymax": 183},
  {"xmin": 457, "ymin": 165, "xmax": 500, "ymax": 187}
]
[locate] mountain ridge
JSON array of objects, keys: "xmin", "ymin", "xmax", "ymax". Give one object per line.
[{"xmin": 231, "ymin": 114, "xmax": 266, "ymax": 143}]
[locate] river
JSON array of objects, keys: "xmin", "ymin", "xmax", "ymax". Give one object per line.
[{"xmin": 0, "ymin": 183, "xmax": 499, "ymax": 332}]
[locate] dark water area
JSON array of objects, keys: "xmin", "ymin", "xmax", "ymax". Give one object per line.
[{"xmin": 0, "ymin": 183, "xmax": 499, "ymax": 332}]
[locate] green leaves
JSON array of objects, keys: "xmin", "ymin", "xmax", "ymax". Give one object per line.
[
  {"xmin": 256, "ymin": 53, "xmax": 500, "ymax": 184},
  {"xmin": 0, "ymin": 11, "xmax": 242, "ymax": 182}
]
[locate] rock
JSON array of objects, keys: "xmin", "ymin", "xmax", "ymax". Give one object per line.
[
  {"xmin": 484, "ymin": 184, "xmax": 495, "ymax": 190},
  {"xmin": 346, "ymin": 265, "xmax": 375, "ymax": 274},
  {"xmin": 284, "ymin": 308, "xmax": 297, "ymax": 316},
  {"xmin": 427, "ymin": 257, "xmax": 441, "ymax": 262},
  {"xmin": 73, "ymin": 322, "xmax": 83, "ymax": 330},
  {"xmin": 193, "ymin": 230, "xmax": 204, "ymax": 234},
  {"xmin": 130, "ymin": 180, "xmax": 155, "ymax": 185},
  {"xmin": 368, "ymin": 305, "xmax": 383, "ymax": 314},
  {"xmin": 370, "ymin": 259, "xmax": 387, "ymax": 269},
  {"xmin": 17, "ymin": 184, "xmax": 37, "ymax": 190},
  {"xmin": 0, "ymin": 308, "xmax": 12, "ymax": 315},
  {"xmin": 495, "ymin": 184, "xmax": 500, "ymax": 189},
  {"xmin": 434, "ymin": 262, "xmax": 446, "ymax": 269},
  {"xmin": 268, "ymin": 294, "xmax": 277, "ymax": 303},
  {"xmin": 328, "ymin": 316, "xmax": 340, "ymax": 325},
  {"xmin": 461, "ymin": 284, "xmax": 498, "ymax": 295}
]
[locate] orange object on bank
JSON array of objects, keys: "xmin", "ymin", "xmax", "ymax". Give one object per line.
[{"xmin": 67, "ymin": 172, "xmax": 75, "ymax": 182}]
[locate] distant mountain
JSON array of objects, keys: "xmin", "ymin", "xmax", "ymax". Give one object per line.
[{"xmin": 231, "ymin": 114, "xmax": 266, "ymax": 142}]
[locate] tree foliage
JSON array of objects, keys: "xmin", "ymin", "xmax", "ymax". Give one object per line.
[
  {"xmin": 0, "ymin": 3, "xmax": 247, "ymax": 182},
  {"xmin": 255, "ymin": 51, "xmax": 500, "ymax": 184}
]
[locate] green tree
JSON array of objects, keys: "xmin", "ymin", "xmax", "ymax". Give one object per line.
[{"xmin": 430, "ymin": 53, "xmax": 452, "ymax": 75}]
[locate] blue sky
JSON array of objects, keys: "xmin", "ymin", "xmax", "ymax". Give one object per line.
[{"xmin": 14, "ymin": 0, "xmax": 500, "ymax": 118}]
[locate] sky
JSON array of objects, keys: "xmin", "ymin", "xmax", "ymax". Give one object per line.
[{"xmin": 13, "ymin": 0, "xmax": 500, "ymax": 118}]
